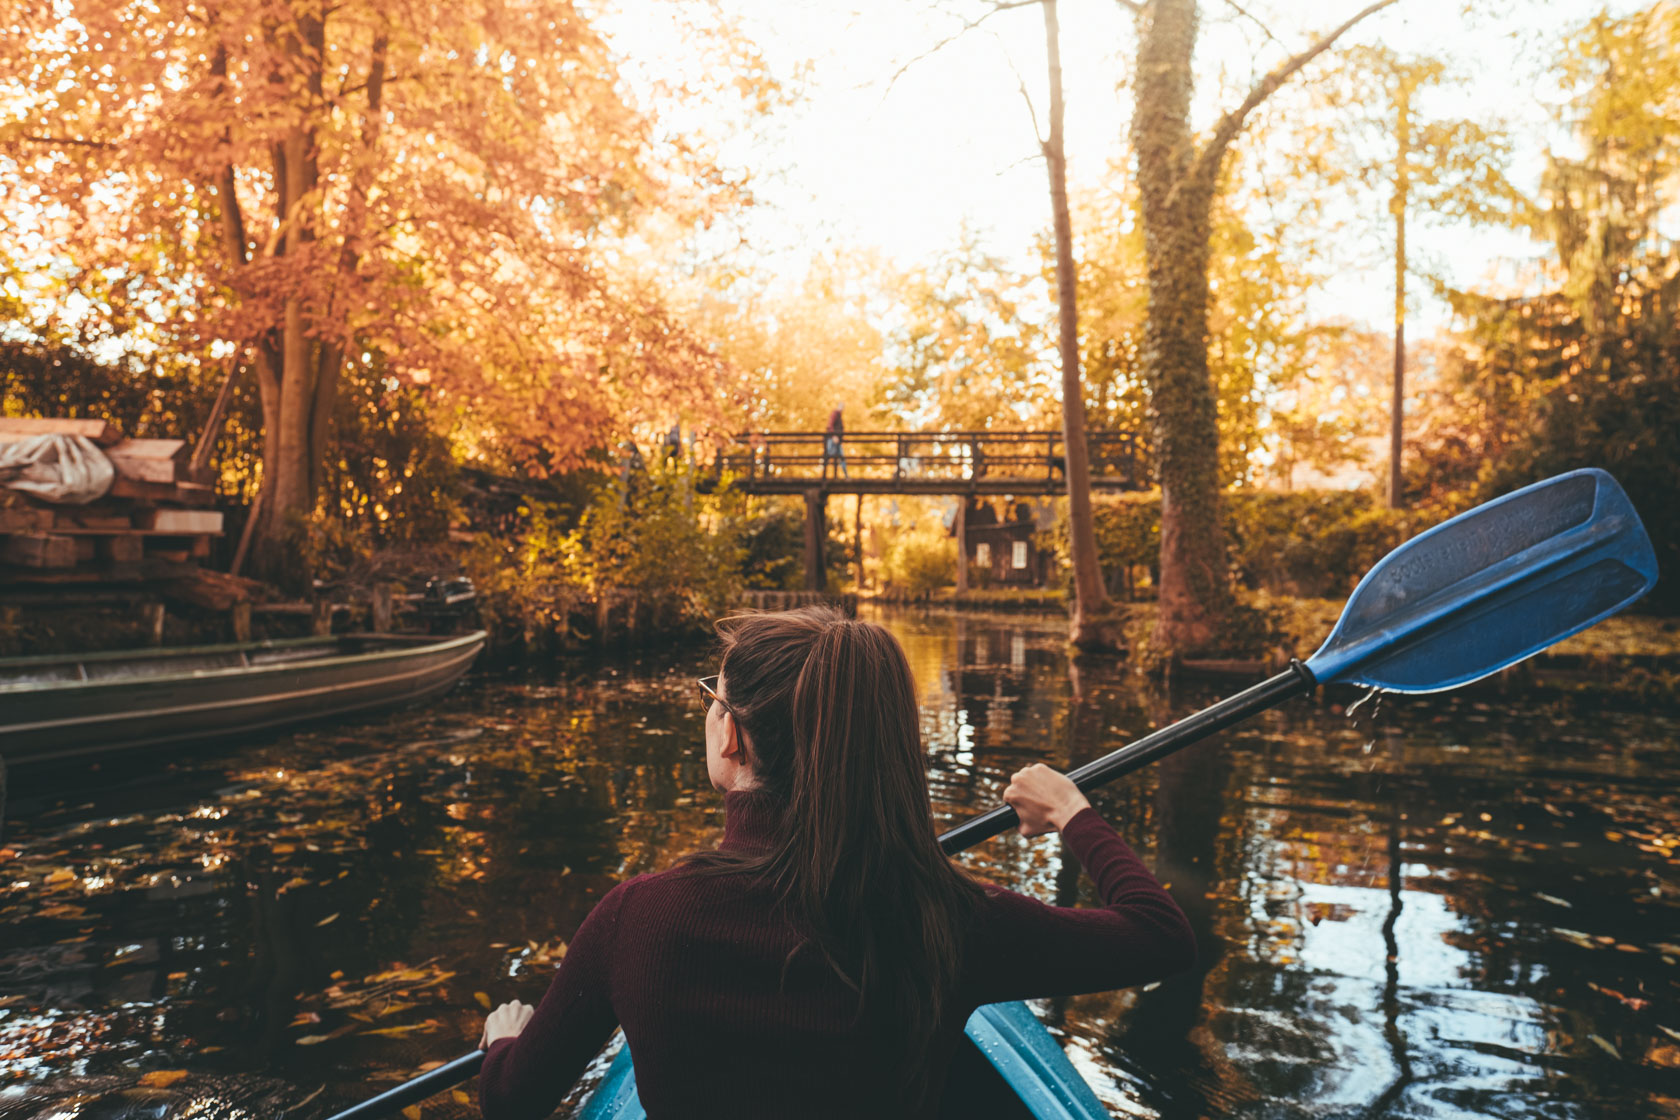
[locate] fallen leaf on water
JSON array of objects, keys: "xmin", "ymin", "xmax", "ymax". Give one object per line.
[
  {"xmin": 1534, "ymin": 892, "xmax": 1571, "ymax": 908},
  {"xmin": 452, "ymin": 1091, "xmax": 471, "ymax": 1106},
  {"xmin": 418, "ymin": 1061, "xmax": 445, "ymax": 1072},
  {"xmin": 316, "ymin": 913, "xmax": 339, "ymax": 927},
  {"xmin": 1553, "ymin": 928, "xmax": 1597, "ymax": 949},
  {"xmin": 360, "ymin": 1022, "xmax": 438, "ymax": 1037},
  {"xmin": 402, "ymin": 1108, "xmax": 421, "ymax": 1120},
  {"xmin": 1658, "ymin": 1026, "xmax": 1680, "ymax": 1043},
  {"xmin": 45, "ymin": 869, "xmax": 76, "ymax": 885},
  {"xmin": 1588, "ymin": 982, "xmax": 1651, "ymax": 1011},
  {"xmin": 1588, "ymin": 1034, "xmax": 1621, "ymax": 1059},
  {"xmin": 297, "ymin": 1035, "xmax": 332, "ymax": 1046},
  {"xmin": 475, "ymin": 992, "xmax": 492, "ymax": 1010},
  {"xmin": 139, "ymin": 1071, "xmax": 190, "ymax": 1088}
]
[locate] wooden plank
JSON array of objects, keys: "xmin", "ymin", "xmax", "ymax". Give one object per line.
[
  {"xmin": 106, "ymin": 437, "xmax": 189, "ymax": 461},
  {"xmin": 0, "ymin": 506, "xmax": 55, "ymax": 532},
  {"xmin": 0, "ymin": 417, "xmax": 122, "ymax": 445},
  {"xmin": 0, "ymin": 532, "xmax": 78, "ymax": 568},
  {"xmin": 106, "ymin": 438, "xmax": 192, "ymax": 484},
  {"xmin": 136, "ymin": 508, "xmax": 223, "ymax": 534},
  {"xmin": 54, "ymin": 509, "xmax": 135, "ymax": 531},
  {"xmin": 97, "ymin": 535, "xmax": 145, "ymax": 565},
  {"xmin": 73, "ymin": 537, "xmax": 96, "ymax": 564},
  {"xmin": 107, "ymin": 477, "xmax": 217, "ymax": 504}
]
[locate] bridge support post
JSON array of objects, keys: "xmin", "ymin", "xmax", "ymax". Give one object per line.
[
  {"xmin": 803, "ymin": 488, "xmax": 827, "ymax": 592},
  {"xmin": 955, "ymin": 498, "xmax": 968, "ymax": 595}
]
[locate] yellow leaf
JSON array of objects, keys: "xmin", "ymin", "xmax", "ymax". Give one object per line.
[
  {"xmin": 475, "ymin": 991, "xmax": 492, "ymax": 1010},
  {"xmin": 451, "ymin": 1092, "xmax": 471, "ymax": 1106},
  {"xmin": 45, "ymin": 869, "xmax": 76, "ymax": 885},
  {"xmin": 316, "ymin": 913, "xmax": 340, "ymax": 927},
  {"xmin": 297, "ymin": 1035, "xmax": 332, "ymax": 1046},
  {"xmin": 139, "ymin": 1071, "xmax": 189, "ymax": 1088},
  {"xmin": 402, "ymin": 1108, "xmax": 422, "ymax": 1120}
]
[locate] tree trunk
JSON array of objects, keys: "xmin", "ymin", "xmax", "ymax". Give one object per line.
[
  {"xmin": 1041, "ymin": 0, "xmax": 1111, "ymax": 649},
  {"xmin": 1126, "ymin": 0, "xmax": 1397, "ymax": 653},
  {"xmin": 1388, "ymin": 82, "xmax": 1410, "ymax": 510},
  {"xmin": 1132, "ymin": 0, "xmax": 1231, "ymax": 654}
]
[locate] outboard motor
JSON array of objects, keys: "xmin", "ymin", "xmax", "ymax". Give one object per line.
[{"xmin": 418, "ymin": 576, "xmax": 477, "ymax": 634}]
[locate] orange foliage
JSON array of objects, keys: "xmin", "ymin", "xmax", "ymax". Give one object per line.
[{"xmin": 0, "ymin": 0, "xmax": 762, "ymax": 472}]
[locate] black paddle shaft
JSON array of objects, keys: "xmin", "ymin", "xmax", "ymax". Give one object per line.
[
  {"xmin": 328, "ymin": 660, "xmax": 1318, "ymax": 1120},
  {"xmin": 938, "ymin": 660, "xmax": 1318, "ymax": 855},
  {"xmin": 328, "ymin": 1051, "xmax": 485, "ymax": 1120}
]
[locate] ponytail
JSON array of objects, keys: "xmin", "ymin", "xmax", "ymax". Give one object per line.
[{"xmin": 681, "ymin": 607, "xmax": 982, "ymax": 1104}]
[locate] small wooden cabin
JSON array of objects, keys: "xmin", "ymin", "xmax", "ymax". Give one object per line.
[{"xmin": 959, "ymin": 500, "xmax": 1047, "ymax": 587}]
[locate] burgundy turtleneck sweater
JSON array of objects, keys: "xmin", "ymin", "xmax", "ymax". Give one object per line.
[{"xmin": 478, "ymin": 792, "xmax": 1194, "ymax": 1120}]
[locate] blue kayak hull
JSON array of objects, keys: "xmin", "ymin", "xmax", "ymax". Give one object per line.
[{"xmin": 575, "ymin": 1000, "xmax": 1107, "ymax": 1119}]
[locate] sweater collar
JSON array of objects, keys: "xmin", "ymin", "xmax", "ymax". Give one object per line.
[{"xmin": 721, "ymin": 789, "xmax": 782, "ymax": 852}]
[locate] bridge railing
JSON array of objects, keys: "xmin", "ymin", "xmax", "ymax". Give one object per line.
[{"xmin": 718, "ymin": 430, "xmax": 1144, "ymax": 488}]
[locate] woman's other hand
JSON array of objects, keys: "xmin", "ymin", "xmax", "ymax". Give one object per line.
[
  {"xmin": 1003, "ymin": 764, "xmax": 1092, "ymax": 838},
  {"xmin": 480, "ymin": 999, "xmax": 535, "ymax": 1049}
]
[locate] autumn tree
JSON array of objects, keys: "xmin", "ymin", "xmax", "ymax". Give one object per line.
[
  {"xmin": 1077, "ymin": 146, "xmax": 1327, "ymax": 492},
  {"xmin": 1298, "ymin": 46, "xmax": 1519, "ymax": 507},
  {"xmin": 1128, "ymin": 0, "xmax": 1396, "ymax": 652},
  {"xmin": 699, "ymin": 252, "xmax": 891, "ymax": 435},
  {"xmin": 1421, "ymin": 4, "xmax": 1680, "ymax": 610},
  {"xmin": 0, "ymin": 0, "xmax": 764, "ymax": 581},
  {"xmin": 875, "ymin": 235, "xmax": 1053, "ymax": 431}
]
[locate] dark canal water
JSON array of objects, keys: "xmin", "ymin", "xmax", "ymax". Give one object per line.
[{"xmin": 3, "ymin": 608, "xmax": 1680, "ymax": 1118}]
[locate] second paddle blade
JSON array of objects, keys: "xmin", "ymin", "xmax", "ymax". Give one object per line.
[{"xmin": 1306, "ymin": 468, "xmax": 1658, "ymax": 693}]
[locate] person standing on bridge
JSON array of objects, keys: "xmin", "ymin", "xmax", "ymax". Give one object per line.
[{"xmin": 824, "ymin": 406, "xmax": 848, "ymax": 479}]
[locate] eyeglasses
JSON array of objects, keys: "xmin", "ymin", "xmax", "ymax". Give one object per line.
[{"xmin": 696, "ymin": 675, "xmax": 736, "ymax": 720}]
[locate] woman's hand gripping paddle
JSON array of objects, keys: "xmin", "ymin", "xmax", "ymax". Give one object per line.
[{"xmin": 327, "ymin": 467, "xmax": 1657, "ymax": 1120}]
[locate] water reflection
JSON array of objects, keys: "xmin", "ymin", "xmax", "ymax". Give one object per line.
[{"xmin": 2, "ymin": 608, "xmax": 1679, "ymax": 1118}]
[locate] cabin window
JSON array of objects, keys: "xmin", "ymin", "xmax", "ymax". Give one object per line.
[
  {"xmin": 1012, "ymin": 540, "xmax": 1029, "ymax": 569},
  {"xmin": 975, "ymin": 542, "xmax": 991, "ymax": 567}
]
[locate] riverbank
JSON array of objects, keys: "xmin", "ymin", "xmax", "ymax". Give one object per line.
[{"xmin": 5, "ymin": 582, "xmax": 1676, "ymax": 698}]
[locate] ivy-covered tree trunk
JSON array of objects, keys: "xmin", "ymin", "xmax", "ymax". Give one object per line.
[
  {"xmin": 1131, "ymin": 0, "xmax": 1231, "ymax": 653},
  {"xmin": 1041, "ymin": 0, "xmax": 1112, "ymax": 649},
  {"xmin": 1128, "ymin": 0, "xmax": 1397, "ymax": 653}
]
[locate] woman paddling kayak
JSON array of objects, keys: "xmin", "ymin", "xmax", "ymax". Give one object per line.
[{"xmin": 477, "ymin": 607, "xmax": 1195, "ymax": 1119}]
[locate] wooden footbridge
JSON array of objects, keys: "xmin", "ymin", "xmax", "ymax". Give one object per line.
[
  {"xmin": 711, "ymin": 430, "xmax": 1147, "ymax": 590},
  {"xmin": 720, "ymin": 430, "xmax": 1144, "ymax": 496}
]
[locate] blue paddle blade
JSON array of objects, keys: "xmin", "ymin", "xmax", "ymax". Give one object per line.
[
  {"xmin": 573, "ymin": 1002, "xmax": 1109, "ymax": 1120},
  {"xmin": 1306, "ymin": 468, "xmax": 1658, "ymax": 693}
]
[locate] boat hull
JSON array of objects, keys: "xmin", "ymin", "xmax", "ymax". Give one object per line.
[
  {"xmin": 575, "ymin": 1000, "xmax": 1108, "ymax": 1120},
  {"xmin": 0, "ymin": 631, "xmax": 486, "ymax": 764}
]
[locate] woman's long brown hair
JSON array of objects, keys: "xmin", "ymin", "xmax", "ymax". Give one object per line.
[{"xmin": 683, "ymin": 606, "xmax": 983, "ymax": 1104}]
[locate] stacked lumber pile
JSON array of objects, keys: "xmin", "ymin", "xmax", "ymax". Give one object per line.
[{"xmin": 0, "ymin": 417, "xmax": 225, "ymax": 583}]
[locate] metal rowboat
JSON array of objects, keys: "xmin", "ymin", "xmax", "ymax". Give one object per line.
[{"xmin": 0, "ymin": 630, "xmax": 486, "ymax": 764}]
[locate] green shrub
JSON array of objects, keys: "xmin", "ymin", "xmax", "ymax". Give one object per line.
[{"xmin": 1076, "ymin": 489, "xmax": 1419, "ymax": 599}]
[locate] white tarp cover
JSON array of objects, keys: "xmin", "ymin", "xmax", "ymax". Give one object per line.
[{"xmin": 0, "ymin": 433, "xmax": 115, "ymax": 504}]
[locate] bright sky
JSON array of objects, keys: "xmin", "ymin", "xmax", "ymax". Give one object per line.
[{"xmin": 607, "ymin": 0, "xmax": 1636, "ymax": 336}]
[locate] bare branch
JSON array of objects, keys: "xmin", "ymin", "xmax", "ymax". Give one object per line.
[
  {"xmin": 1002, "ymin": 48, "xmax": 1047, "ymax": 149},
  {"xmin": 882, "ymin": 0, "xmax": 1041, "ymax": 98},
  {"xmin": 19, "ymin": 134, "xmax": 111, "ymax": 149},
  {"xmin": 1188, "ymin": 0, "xmax": 1400, "ymax": 191},
  {"xmin": 1222, "ymin": 0, "xmax": 1283, "ymax": 49},
  {"xmin": 1113, "ymin": 0, "xmax": 1143, "ymax": 13}
]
